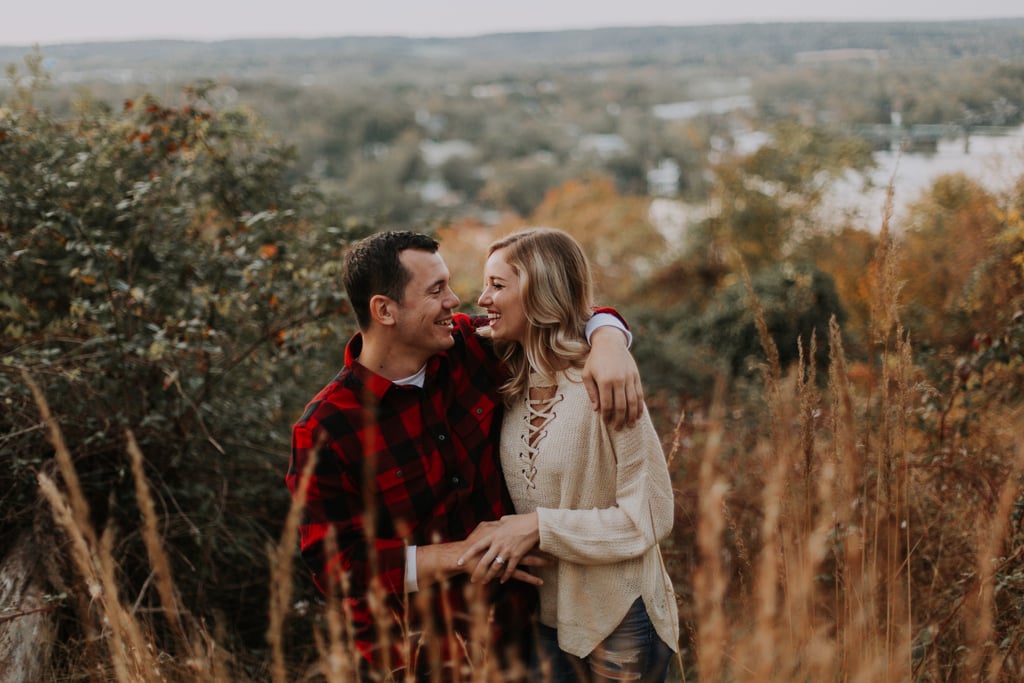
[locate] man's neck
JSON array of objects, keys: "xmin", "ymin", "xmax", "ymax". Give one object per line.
[{"xmin": 355, "ymin": 333, "xmax": 430, "ymax": 382}]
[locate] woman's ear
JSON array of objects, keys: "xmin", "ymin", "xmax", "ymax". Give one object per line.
[{"xmin": 369, "ymin": 294, "xmax": 396, "ymax": 326}]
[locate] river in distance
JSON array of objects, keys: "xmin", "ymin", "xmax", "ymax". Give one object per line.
[{"xmin": 824, "ymin": 125, "xmax": 1024, "ymax": 231}]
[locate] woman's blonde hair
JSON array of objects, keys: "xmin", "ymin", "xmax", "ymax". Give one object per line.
[{"xmin": 487, "ymin": 227, "xmax": 593, "ymax": 402}]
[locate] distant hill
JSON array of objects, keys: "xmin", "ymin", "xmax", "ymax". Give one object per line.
[{"xmin": 3, "ymin": 20, "xmax": 1024, "ymax": 85}]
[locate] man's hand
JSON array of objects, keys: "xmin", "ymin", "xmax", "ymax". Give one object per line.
[{"xmin": 584, "ymin": 326, "xmax": 643, "ymax": 429}]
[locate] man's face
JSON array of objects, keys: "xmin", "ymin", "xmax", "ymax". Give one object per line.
[{"xmin": 391, "ymin": 249, "xmax": 460, "ymax": 359}]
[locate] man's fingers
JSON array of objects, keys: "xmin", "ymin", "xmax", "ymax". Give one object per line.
[
  {"xmin": 635, "ymin": 376, "xmax": 645, "ymax": 420},
  {"xmin": 583, "ymin": 372, "xmax": 599, "ymax": 411},
  {"xmin": 598, "ymin": 379, "xmax": 614, "ymax": 423},
  {"xmin": 497, "ymin": 549, "xmax": 547, "ymax": 583},
  {"xmin": 611, "ymin": 384, "xmax": 627, "ymax": 430},
  {"xmin": 517, "ymin": 554, "xmax": 550, "ymax": 568},
  {"xmin": 624, "ymin": 375, "xmax": 643, "ymax": 427},
  {"xmin": 510, "ymin": 568, "xmax": 542, "ymax": 586}
]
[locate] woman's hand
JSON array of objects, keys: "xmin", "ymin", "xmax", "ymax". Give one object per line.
[{"xmin": 457, "ymin": 512, "xmax": 541, "ymax": 584}]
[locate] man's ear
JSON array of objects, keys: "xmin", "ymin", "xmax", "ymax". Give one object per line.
[{"xmin": 369, "ymin": 294, "xmax": 396, "ymax": 326}]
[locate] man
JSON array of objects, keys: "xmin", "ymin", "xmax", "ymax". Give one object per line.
[{"xmin": 287, "ymin": 231, "xmax": 640, "ymax": 678}]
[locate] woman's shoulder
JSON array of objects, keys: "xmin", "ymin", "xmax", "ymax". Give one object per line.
[
  {"xmin": 560, "ymin": 366, "xmax": 586, "ymax": 385},
  {"xmin": 548, "ymin": 368, "xmax": 593, "ymax": 409}
]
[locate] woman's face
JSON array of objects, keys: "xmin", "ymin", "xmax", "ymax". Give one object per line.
[{"xmin": 478, "ymin": 248, "xmax": 528, "ymax": 343}]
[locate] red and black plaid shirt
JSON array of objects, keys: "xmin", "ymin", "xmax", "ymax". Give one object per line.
[{"xmin": 287, "ymin": 312, "xmax": 526, "ymax": 671}]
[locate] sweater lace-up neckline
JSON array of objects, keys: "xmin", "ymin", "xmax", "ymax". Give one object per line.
[{"xmin": 518, "ymin": 385, "xmax": 563, "ymax": 489}]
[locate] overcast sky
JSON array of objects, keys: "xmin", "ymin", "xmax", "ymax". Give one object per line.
[{"xmin": 5, "ymin": 0, "xmax": 1023, "ymax": 46}]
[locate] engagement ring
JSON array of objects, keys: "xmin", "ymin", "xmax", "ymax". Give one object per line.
[{"xmin": 493, "ymin": 555, "xmax": 506, "ymax": 565}]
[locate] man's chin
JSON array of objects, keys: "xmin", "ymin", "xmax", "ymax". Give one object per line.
[{"xmin": 434, "ymin": 330, "xmax": 456, "ymax": 348}]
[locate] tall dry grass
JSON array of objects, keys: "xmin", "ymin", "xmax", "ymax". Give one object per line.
[
  {"xmin": 668, "ymin": 181, "xmax": 1024, "ymax": 682},
  {"xmin": 21, "ymin": 370, "xmax": 519, "ymax": 682},
  {"xmin": 16, "ymin": 181, "xmax": 1024, "ymax": 680}
]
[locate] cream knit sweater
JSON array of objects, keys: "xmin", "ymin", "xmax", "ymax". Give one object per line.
[{"xmin": 500, "ymin": 367, "xmax": 679, "ymax": 658}]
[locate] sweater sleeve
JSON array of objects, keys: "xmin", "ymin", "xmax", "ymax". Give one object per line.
[{"xmin": 535, "ymin": 407, "xmax": 675, "ymax": 565}]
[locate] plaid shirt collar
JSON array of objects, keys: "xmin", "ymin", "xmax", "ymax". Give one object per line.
[{"xmin": 343, "ymin": 331, "xmax": 446, "ymax": 399}]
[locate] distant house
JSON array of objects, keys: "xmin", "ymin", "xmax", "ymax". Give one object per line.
[
  {"xmin": 415, "ymin": 109, "xmax": 447, "ymax": 138},
  {"xmin": 578, "ymin": 134, "xmax": 629, "ymax": 159},
  {"xmin": 416, "ymin": 140, "xmax": 480, "ymax": 206},
  {"xmin": 652, "ymin": 95, "xmax": 754, "ymax": 121},
  {"xmin": 419, "ymin": 139, "xmax": 477, "ymax": 168},
  {"xmin": 471, "ymin": 83, "xmax": 514, "ymax": 99},
  {"xmin": 417, "ymin": 178, "xmax": 455, "ymax": 205},
  {"xmin": 647, "ymin": 197, "xmax": 718, "ymax": 254},
  {"xmin": 647, "ymin": 158, "xmax": 681, "ymax": 197}
]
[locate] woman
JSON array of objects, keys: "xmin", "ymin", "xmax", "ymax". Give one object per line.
[{"xmin": 458, "ymin": 227, "xmax": 678, "ymax": 682}]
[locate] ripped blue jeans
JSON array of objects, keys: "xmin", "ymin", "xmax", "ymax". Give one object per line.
[{"xmin": 533, "ymin": 598, "xmax": 673, "ymax": 682}]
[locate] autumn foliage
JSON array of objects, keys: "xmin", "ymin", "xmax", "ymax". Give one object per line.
[{"xmin": 4, "ymin": 52, "xmax": 1024, "ymax": 682}]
